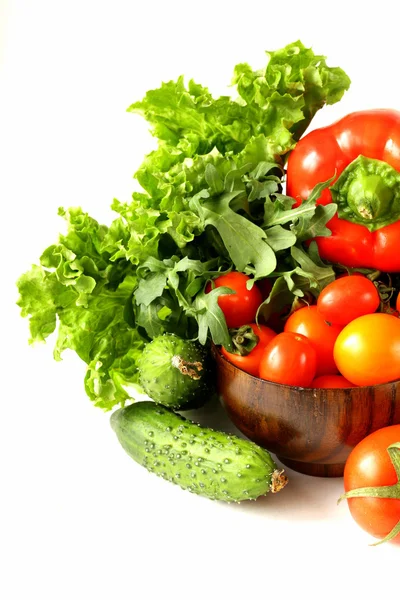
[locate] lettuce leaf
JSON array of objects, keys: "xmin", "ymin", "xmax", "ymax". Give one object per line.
[
  {"xmin": 130, "ymin": 40, "xmax": 350, "ymax": 176},
  {"xmin": 17, "ymin": 209, "xmax": 146, "ymax": 410},
  {"xmin": 16, "ymin": 40, "xmax": 351, "ymax": 410}
]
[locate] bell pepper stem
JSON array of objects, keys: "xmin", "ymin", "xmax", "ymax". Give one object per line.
[{"xmin": 331, "ymin": 156, "xmax": 400, "ymax": 232}]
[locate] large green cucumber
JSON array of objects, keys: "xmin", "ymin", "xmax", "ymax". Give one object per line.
[{"xmin": 110, "ymin": 401, "xmax": 288, "ymax": 502}]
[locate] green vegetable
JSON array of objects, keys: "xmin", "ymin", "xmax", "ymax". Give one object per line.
[
  {"xmin": 110, "ymin": 401, "xmax": 288, "ymax": 502},
  {"xmin": 16, "ymin": 41, "xmax": 351, "ymax": 410},
  {"xmin": 331, "ymin": 155, "xmax": 400, "ymax": 231},
  {"xmin": 138, "ymin": 334, "xmax": 214, "ymax": 410},
  {"xmin": 130, "ymin": 40, "xmax": 350, "ymax": 171},
  {"xmin": 16, "ymin": 209, "xmax": 146, "ymax": 410}
]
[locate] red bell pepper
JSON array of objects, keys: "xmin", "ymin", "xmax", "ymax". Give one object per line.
[{"xmin": 286, "ymin": 109, "xmax": 400, "ymax": 272}]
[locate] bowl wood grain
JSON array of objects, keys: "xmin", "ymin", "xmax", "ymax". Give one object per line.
[{"xmin": 213, "ymin": 347, "xmax": 400, "ymax": 477}]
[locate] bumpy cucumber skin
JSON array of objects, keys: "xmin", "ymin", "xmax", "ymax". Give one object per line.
[
  {"xmin": 138, "ymin": 334, "xmax": 214, "ymax": 410},
  {"xmin": 110, "ymin": 401, "xmax": 285, "ymax": 502}
]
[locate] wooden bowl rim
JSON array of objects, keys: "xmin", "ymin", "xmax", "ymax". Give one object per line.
[{"xmin": 212, "ymin": 344, "xmax": 400, "ymax": 393}]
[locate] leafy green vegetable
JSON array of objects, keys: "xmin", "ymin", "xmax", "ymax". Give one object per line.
[
  {"xmin": 16, "ymin": 41, "xmax": 351, "ymax": 410},
  {"xmin": 257, "ymin": 242, "xmax": 336, "ymax": 323},
  {"xmin": 17, "ymin": 209, "xmax": 146, "ymax": 411},
  {"xmin": 131, "ymin": 40, "xmax": 350, "ymax": 169},
  {"xmin": 191, "ymin": 189, "xmax": 277, "ymax": 279},
  {"xmin": 234, "ymin": 40, "xmax": 351, "ymax": 141}
]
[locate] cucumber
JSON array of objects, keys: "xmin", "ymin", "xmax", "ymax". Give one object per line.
[
  {"xmin": 138, "ymin": 334, "xmax": 214, "ymax": 410},
  {"xmin": 110, "ymin": 401, "xmax": 288, "ymax": 502}
]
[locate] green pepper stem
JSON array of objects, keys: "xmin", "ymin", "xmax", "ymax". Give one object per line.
[
  {"xmin": 347, "ymin": 173, "xmax": 393, "ymax": 220},
  {"xmin": 330, "ymin": 156, "xmax": 400, "ymax": 232}
]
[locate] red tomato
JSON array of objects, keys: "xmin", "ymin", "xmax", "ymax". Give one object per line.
[
  {"xmin": 206, "ymin": 272, "xmax": 262, "ymax": 329},
  {"xmin": 334, "ymin": 313, "xmax": 400, "ymax": 386},
  {"xmin": 396, "ymin": 292, "xmax": 400, "ymax": 313},
  {"xmin": 284, "ymin": 306, "xmax": 343, "ymax": 376},
  {"xmin": 317, "ymin": 275, "xmax": 380, "ymax": 326},
  {"xmin": 311, "ymin": 375, "xmax": 355, "ymax": 388},
  {"xmin": 259, "ymin": 332, "xmax": 317, "ymax": 387},
  {"xmin": 343, "ymin": 425, "xmax": 400, "ymax": 545},
  {"xmin": 220, "ymin": 324, "xmax": 276, "ymax": 377}
]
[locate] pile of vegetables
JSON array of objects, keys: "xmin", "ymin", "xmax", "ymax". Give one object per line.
[
  {"xmin": 221, "ymin": 272, "xmax": 400, "ymax": 388},
  {"xmin": 17, "ymin": 40, "xmax": 350, "ymax": 411},
  {"xmin": 16, "ymin": 40, "xmax": 400, "ymax": 545}
]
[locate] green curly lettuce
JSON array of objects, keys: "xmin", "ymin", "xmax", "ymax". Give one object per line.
[{"xmin": 16, "ymin": 41, "xmax": 350, "ymax": 410}]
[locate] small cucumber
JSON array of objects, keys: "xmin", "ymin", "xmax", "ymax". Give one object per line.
[
  {"xmin": 110, "ymin": 401, "xmax": 288, "ymax": 502},
  {"xmin": 138, "ymin": 334, "xmax": 214, "ymax": 410}
]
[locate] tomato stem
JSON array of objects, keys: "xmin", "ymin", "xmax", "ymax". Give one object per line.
[
  {"xmin": 230, "ymin": 325, "xmax": 259, "ymax": 356},
  {"xmin": 338, "ymin": 442, "xmax": 400, "ymax": 545},
  {"xmin": 366, "ymin": 270, "xmax": 382, "ymax": 282},
  {"xmin": 370, "ymin": 520, "xmax": 400, "ymax": 547}
]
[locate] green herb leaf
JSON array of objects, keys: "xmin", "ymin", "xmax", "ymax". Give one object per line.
[
  {"xmin": 258, "ymin": 243, "xmax": 335, "ymax": 322},
  {"xmin": 191, "ymin": 287, "xmax": 233, "ymax": 350},
  {"xmin": 191, "ymin": 191, "xmax": 277, "ymax": 279}
]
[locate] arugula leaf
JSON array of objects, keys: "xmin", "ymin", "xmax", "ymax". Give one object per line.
[
  {"xmin": 191, "ymin": 190, "xmax": 277, "ymax": 279},
  {"xmin": 290, "ymin": 245, "xmax": 335, "ymax": 289},
  {"xmin": 291, "ymin": 203, "xmax": 338, "ymax": 242},
  {"xmin": 258, "ymin": 242, "xmax": 336, "ymax": 322},
  {"xmin": 265, "ymin": 225, "xmax": 297, "ymax": 252},
  {"xmin": 264, "ymin": 177, "xmax": 337, "ymax": 242},
  {"xmin": 134, "ymin": 290, "xmax": 191, "ymax": 340},
  {"xmin": 134, "ymin": 255, "xmax": 223, "ymax": 307},
  {"xmin": 191, "ymin": 287, "xmax": 233, "ymax": 350}
]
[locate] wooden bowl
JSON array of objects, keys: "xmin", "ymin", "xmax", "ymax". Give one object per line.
[{"xmin": 212, "ymin": 347, "xmax": 400, "ymax": 477}]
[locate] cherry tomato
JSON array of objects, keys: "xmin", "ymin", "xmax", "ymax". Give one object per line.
[
  {"xmin": 284, "ymin": 306, "xmax": 343, "ymax": 376},
  {"xmin": 343, "ymin": 425, "xmax": 400, "ymax": 544},
  {"xmin": 311, "ymin": 374, "xmax": 355, "ymax": 388},
  {"xmin": 220, "ymin": 324, "xmax": 276, "ymax": 377},
  {"xmin": 259, "ymin": 332, "xmax": 317, "ymax": 387},
  {"xmin": 206, "ymin": 272, "xmax": 262, "ymax": 329},
  {"xmin": 334, "ymin": 313, "xmax": 400, "ymax": 386},
  {"xmin": 396, "ymin": 292, "xmax": 400, "ymax": 313},
  {"xmin": 317, "ymin": 275, "xmax": 380, "ymax": 326}
]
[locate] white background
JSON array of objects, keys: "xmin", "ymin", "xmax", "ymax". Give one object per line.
[{"xmin": 2, "ymin": 1, "xmax": 400, "ymax": 598}]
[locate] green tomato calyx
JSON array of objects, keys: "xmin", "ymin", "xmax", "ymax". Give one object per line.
[{"xmin": 230, "ymin": 325, "xmax": 260, "ymax": 356}]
